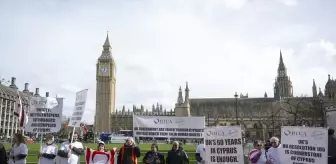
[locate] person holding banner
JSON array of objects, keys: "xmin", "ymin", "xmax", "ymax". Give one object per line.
[
  {"xmin": 38, "ymin": 134, "xmax": 58, "ymax": 164},
  {"xmin": 57, "ymin": 133, "xmax": 84, "ymax": 164},
  {"xmin": 249, "ymin": 140, "xmax": 267, "ymax": 164},
  {"xmin": 195, "ymin": 139, "xmax": 205, "ymax": 164},
  {"xmin": 8, "ymin": 133, "xmax": 28, "ymax": 164},
  {"xmin": 85, "ymin": 141, "xmax": 118, "ymax": 164},
  {"xmin": 266, "ymin": 137, "xmax": 281, "ymax": 164}
]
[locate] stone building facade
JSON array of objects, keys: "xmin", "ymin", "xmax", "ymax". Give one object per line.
[
  {"xmin": 180, "ymin": 51, "xmax": 334, "ymax": 140},
  {"xmin": 110, "ymin": 104, "xmax": 175, "ymax": 132},
  {"xmin": 0, "ymin": 77, "xmax": 49, "ymax": 138},
  {"xmin": 93, "ymin": 35, "xmax": 334, "ymax": 138}
]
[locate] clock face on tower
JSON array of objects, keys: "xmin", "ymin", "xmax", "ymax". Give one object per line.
[{"xmin": 98, "ymin": 63, "xmax": 110, "ymax": 76}]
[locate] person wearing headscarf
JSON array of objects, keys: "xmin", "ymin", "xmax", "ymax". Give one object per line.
[
  {"xmin": 266, "ymin": 137, "xmax": 282, "ymax": 164},
  {"xmin": 38, "ymin": 134, "xmax": 58, "ymax": 164},
  {"xmin": 249, "ymin": 140, "xmax": 266, "ymax": 164},
  {"xmin": 117, "ymin": 137, "xmax": 141, "ymax": 164},
  {"xmin": 57, "ymin": 132, "xmax": 84, "ymax": 164},
  {"xmin": 85, "ymin": 141, "xmax": 118, "ymax": 164},
  {"xmin": 142, "ymin": 143, "xmax": 165, "ymax": 164},
  {"xmin": 8, "ymin": 133, "xmax": 28, "ymax": 164},
  {"xmin": 166, "ymin": 141, "xmax": 189, "ymax": 164}
]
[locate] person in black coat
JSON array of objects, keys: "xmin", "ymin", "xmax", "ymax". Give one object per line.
[
  {"xmin": 117, "ymin": 137, "xmax": 141, "ymax": 164},
  {"xmin": 142, "ymin": 143, "xmax": 165, "ymax": 164},
  {"xmin": 328, "ymin": 128, "xmax": 336, "ymax": 164},
  {"xmin": 0, "ymin": 143, "xmax": 8, "ymax": 164},
  {"xmin": 166, "ymin": 141, "xmax": 189, "ymax": 164}
]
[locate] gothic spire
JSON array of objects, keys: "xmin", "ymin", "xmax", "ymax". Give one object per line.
[
  {"xmin": 318, "ymin": 87, "xmax": 324, "ymax": 97},
  {"xmin": 103, "ymin": 32, "xmax": 111, "ymax": 48},
  {"xmin": 277, "ymin": 50, "xmax": 288, "ymax": 77},
  {"xmin": 177, "ymin": 86, "xmax": 184, "ymax": 104},
  {"xmin": 99, "ymin": 32, "xmax": 113, "ymax": 60},
  {"xmin": 312, "ymin": 79, "xmax": 317, "ymax": 97},
  {"xmin": 313, "ymin": 79, "xmax": 316, "ymax": 87},
  {"xmin": 184, "ymin": 82, "xmax": 189, "ymax": 103},
  {"xmin": 278, "ymin": 50, "xmax": 286, "ymax": 71}
]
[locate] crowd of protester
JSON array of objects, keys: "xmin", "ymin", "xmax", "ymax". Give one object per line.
[
  {"xmin": 0, "ymin": 132, "xmax": 191, "ymax": 164},
  {"xmin": 1, "ymin": 127, "xmax": 336, "ymax": 164},
  {"xmin": 243, "ymin": 127, "xmax": 336, "ymax": 164}
]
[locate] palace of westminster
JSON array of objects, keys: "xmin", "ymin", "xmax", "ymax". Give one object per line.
[{"xmin": 1, "ymin": 34, "xmax": 336, "ymax": 139}]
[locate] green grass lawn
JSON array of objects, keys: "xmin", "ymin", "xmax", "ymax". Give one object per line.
[{"xmin": 3, "ymin": 143, "xmax": 198, "ymax": 164}]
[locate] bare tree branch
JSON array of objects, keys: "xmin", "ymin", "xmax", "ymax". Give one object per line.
[{"xmin": 275, "ymin": 97, "xmax": 316, "ymax": 126}]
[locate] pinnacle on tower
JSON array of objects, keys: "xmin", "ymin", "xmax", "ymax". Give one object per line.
[
  {"xmin": 177, "ymin": 86, "xmax": 184, "ymax": 104},
  {"xmin": 103, "ymin": 32, "xmax": 111, "ymax": 47},
  {"xmin": 313, "ymin": 79, "xmax": 316, "ymax": 87},
  {"xmin": 278, "ymin": 50, "xmax": 286, "ymax": 71},
  {"xmin": 99, "ymin": 32, "xmax": 113, "ymax": 60},
  {"xmin": 184, "ymin": 82, "xmax": 190, "ymax": 103},
  {"xmin": 102, "ymin": 32, "xmax": 112, "ymax": 53},
  {"xmin": 312, "ymin": 79, "xmax": 317, "ymax": 97},
  {"xmin": 185, "ymin": 82, "xmax": 189, "ymax": 91},
  {"xmin": 280, "ymin": 50, "xmax": 284, "ymax": 64}
]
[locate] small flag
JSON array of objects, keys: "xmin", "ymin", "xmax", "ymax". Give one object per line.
[
  {"xmin": 14, "ymin": 91, "xmax": 27, "ymax": 127},
  {"xmin": 80, "ymin": 122, "xmax": 89, "ymax": 133},
  {"xmin": 84, "ymin": 124, "xmax": 89, "ymax": 133}
]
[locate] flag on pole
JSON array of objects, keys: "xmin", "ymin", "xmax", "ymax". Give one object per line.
[{"xmin": 14, "ymin": 91, "xmax": 27, "ymax": 127}]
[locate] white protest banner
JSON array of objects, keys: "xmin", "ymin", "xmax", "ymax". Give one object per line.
[
  {"xmin": 204, "ymin": 126, "xmax": 244, "ymax": 164},
  {"xmin": 133, "ymin": 116, "xmax": 205, "ymax": 138},
  {"xmin": 68, "ymin": 89, "xmax": 88, "ymax": 127},
  {"xmin": 280, "ymin": 126, "xmax": 328, "ymax": 164},
  {"xmin": 25, "ymin": 97, "xmax": 63, "ymax": 133},
  {"xmin": 326, "ymin": 106, "xmax": 336, "ymax": 130}
]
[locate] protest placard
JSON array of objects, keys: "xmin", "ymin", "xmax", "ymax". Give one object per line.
[
  {"xmin": 280, "ymin": 126, "xmax": 328, "ymax": 164},
  {"xmin": 204, "ymin": 126, "xmax": 244, "ymax": 164},
  {"xmin": 25, "ymin": 97, "xmax": 63, "ymax": 133},
  {"xmin": 68, "ymin": 89, "xmax": 88, "ymax": 127}
]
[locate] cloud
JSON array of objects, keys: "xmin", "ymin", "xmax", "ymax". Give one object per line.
[
  {"xmin": 219, "ymin": 0, "xmax": 249, "ymax": 9},
  {"xmin": 278, "ymin": 0, "xmax": 299, "ymax": 6},
  {"xmin": 0, "ymin": 0, "xmax": 335, "ymax": 124}
]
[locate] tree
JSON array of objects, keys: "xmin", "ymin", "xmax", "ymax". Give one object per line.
[
  {"xmin": 261, "ymin": 104, "xmax": 285, "ymax": 138},
  {"xmin": 276, "ymin": 97, "xmax": 316, "ymax": 126},
  {"xmin": 310, "ymin": 98, "xmax": 326, "ymax": 127}
]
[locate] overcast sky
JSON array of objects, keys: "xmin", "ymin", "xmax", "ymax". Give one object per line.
[{"xmin": 1, "ymin": 0, "xmax": 336, "ymax": 124}]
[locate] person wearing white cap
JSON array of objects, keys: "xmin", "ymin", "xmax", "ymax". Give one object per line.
[{"xmin": 84, "ymin": 141, "xmax": 117, "ymax": 164}]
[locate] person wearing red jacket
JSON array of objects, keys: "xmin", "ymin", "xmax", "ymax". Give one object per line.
[{"xmin": 117, "ymin": 137, "xmax": 141, "ymax": 164}]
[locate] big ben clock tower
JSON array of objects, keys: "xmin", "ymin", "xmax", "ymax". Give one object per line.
[{"xmin": 94, "ymin": 33, "xmax": 116, "ymax": 132}]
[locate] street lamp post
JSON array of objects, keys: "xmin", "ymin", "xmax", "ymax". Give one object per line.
[
  {"xmin": 207, "ymin": 109, "xmax": 210, "ymax": 127},
  {"xmin": 234, "ymin": 92, "xmax": 239, "ymax": 125},
  {"xmin": 320, "ymin": 99, "xmax": 327, "ymax": 127}
]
